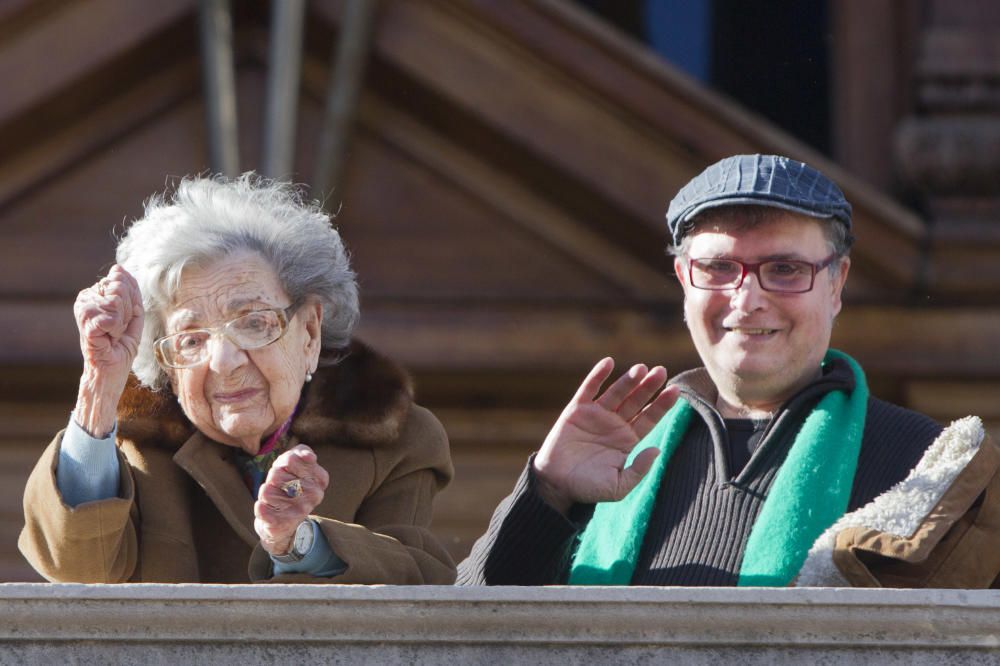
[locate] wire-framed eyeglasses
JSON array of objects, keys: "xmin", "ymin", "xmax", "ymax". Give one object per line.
[
  {"xmin": 154, "ymin": 305, "xmax": 298, "ymax": 369},
  {"xmin": 686, "ymin": 254, "xmax": 840, "ymax": 293}
]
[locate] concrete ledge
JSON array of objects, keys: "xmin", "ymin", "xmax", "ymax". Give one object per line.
[{"xmin": 1, "ymin": 584, "xmax": 999, "ymax": 663}]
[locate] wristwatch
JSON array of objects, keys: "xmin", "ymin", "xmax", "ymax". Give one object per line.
[{"xmin": 271, "ymin": 519, "xmax": 315, "ymax": 564}]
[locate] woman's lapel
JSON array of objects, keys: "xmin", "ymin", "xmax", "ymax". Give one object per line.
[{"xmin": 173, "ymin": 432, "xmax": 258, "ymax": 547}]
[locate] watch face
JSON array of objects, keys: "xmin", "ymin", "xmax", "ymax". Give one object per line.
[{"xmin": 293, "ymin": 520, "xmax": 314, "ymax": 555}]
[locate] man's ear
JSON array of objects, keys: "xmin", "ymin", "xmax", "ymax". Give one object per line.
[
  {"xmin": 674, "ymin": 256, "xmax": 690, "ymax": 291},
  {"xmin": 831, "ymin": 256, "xmax": 851, "ymax": 317}
]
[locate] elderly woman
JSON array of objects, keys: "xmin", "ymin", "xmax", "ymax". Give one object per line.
[{"xmin": 19, "ymin": 175, "xmax": 455, "ymax": 584}]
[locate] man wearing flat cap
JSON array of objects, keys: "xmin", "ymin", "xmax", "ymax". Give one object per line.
[{"xmin": 459, "ymin": 154, "xmax": 1000, "ymax": 588}]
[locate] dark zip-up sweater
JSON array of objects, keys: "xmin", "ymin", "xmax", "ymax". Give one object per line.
[{"xmin": 457, "ymin": 358, "xmax": 943, "ymax": 586}]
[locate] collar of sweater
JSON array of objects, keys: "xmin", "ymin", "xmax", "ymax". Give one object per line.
[
  {"xmin": 667, "ymin": 358, "xmax": 860, "ymax": 482},
  {"xmin": 670, "ymin": 357, "xmax": 856, "ymax": 423},
  {"xmin": 115, "ymin": 339, "xmax": 414, "ymax": 451}
]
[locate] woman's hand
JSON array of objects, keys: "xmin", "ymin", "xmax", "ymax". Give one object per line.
[
  {"xmin": 532, "ymin": 358, "xmax": 679, "ymax": 515},
  {"xmin": 254, "ymin": 444, "xmax": 331, "ymax": 556},
  {"xmin": 73, "ymin": 264, "xmax": 144, "ymax": 438}
]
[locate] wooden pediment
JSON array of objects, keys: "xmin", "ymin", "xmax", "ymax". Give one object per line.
[
  {"xmin": 0, "ymin": 0, "xmax": 972, "ymax": 369},
  {"xmin": 2, "ymin": 0, "xmax": 999, "ymax": 376}
]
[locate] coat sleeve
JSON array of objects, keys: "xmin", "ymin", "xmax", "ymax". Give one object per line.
[
  {"xmin": 832, "ymin": 432, "xmax": 1000, "ymax": 589},
  {"xmin": 18, "ymin": 431, "xmax": 139, "ymax": 583},
  {"xmin": 456, "ymin": 457, "xmax": 583, "ymax": 585},
  {"xmin": 249, "ymin": 405, "xmax": 457, "ymax": 584}
]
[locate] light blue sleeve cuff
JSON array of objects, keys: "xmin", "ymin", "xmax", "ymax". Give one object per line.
[
  {"xmin": 272, "ymin": 519, "xmax": 347, "ymax": 577},
  {"xmin": 57, "ymin": 416, "xmax": 121, "ymax": 508}
]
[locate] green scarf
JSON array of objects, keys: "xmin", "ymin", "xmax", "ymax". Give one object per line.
[{"xmin": 568, "ymin": 349, "xmax": 868, "ymax": 586}]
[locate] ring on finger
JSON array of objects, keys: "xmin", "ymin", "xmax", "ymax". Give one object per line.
[{"xmin": 281, "ymin": 478, "xmax": 303, "ymax": 498}]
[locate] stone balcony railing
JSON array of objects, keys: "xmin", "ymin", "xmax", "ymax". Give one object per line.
[{"xmin": 1, "ymin": 584, "xmax": 999, "ymax": 664}]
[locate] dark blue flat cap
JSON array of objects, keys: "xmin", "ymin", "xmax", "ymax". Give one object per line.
[{"xmin": 666, "ymin": 154, "xmax": 852, "ymax": 245}]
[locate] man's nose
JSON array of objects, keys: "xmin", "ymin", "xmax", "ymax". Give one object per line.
[
  {"xmin": 206, "ymin": 333, "xmax": 248, "ymax": 374},
  {"xmin": 730, "ymin": 271, "xmax": 767, "ymax": 310}
]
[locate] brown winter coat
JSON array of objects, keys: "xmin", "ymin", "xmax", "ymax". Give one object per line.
[
  {"xmin": 19, "ymin": 341, "xmax": 456, "ymax": 584},
  {"xmin": 796, "ymin": 416, "xmax": 1000, "ymax": 588}
]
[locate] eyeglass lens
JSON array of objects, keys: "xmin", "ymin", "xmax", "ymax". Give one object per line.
[
  {"xmin": 158, "ymin": 310, "xmax": 286, "ymax": 367},
  {"xmin": 690, "ymin": 259, "xmax": 815, "ymax": 292}
]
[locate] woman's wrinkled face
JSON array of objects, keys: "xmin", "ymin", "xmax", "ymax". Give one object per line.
[{"xmin": 164, "ymin": 251, "xmax": 322, "ymax": 454}]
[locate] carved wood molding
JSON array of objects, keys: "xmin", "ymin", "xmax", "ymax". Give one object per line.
[{"xmin": 3, "ymin": 301, "xmax": 999, "ymax": 380}]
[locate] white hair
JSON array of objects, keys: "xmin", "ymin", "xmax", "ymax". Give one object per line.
[{"xmin": 117, "ymin": 173, "xmax": 359, "ymax": 390}]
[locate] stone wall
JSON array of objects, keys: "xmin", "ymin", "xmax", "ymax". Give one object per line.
[{"xmin": 1, "ymin": 584, "xmax": 998, "ymax": 664}]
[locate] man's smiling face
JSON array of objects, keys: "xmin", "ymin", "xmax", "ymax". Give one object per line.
[{"xmin": 674, "ymin": 212, "xmax": 850, "ymax": 410}]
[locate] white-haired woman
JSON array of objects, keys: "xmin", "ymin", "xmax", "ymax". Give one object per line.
[{"xmin": 20, "ymin": 174, "xmax": 455, "ymax": 584}]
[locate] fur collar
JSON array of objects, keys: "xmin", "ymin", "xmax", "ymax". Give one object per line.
[
  {"xmin": 795, "ymin": 416, "xmax": 985, "ymax": 586},
  {"xmin": 117, "ymin": 340, "xmax": 414, "ymax": 450}
]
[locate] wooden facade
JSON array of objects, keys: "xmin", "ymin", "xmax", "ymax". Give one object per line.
[{"xmin": 0, "ymin": 0, "xmax": 998, "ymax": 581}]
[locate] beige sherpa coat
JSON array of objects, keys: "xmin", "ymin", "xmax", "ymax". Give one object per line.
[
  {"xmin": 797, "ymin": 416, "xmax": 1000, "ymax": 588},
  {"xmin": 19, "ymin": 341, "xmax": 456, "ymax": 584}
]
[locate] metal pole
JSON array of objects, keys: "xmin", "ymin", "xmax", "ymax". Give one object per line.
[
  {"xmin": 312, "ymin": 0, "xmax": 380, "ymax": 204},
  {"xmin": 261, "ymin": 0, "xmax": 306, "ymax": 179},
  {"xmin": 198, "ymin": 0, "xmax": 240, "ymax": 176}
]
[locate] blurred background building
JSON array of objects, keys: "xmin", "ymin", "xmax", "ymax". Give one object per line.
[{"xmin": 0, "ymin": 0, "xmax": 998, "ymax": 580}]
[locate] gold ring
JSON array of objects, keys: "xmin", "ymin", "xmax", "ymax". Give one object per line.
[{"xmin": 281, "ymin": 479, "xmax": 303, "ymax": 498}]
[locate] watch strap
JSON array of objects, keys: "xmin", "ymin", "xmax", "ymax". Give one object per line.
[{"xmin": 270, "ymin": 519, "xmax": 314, "ymax": 564}]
